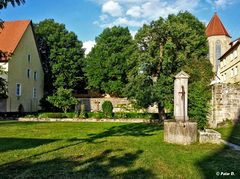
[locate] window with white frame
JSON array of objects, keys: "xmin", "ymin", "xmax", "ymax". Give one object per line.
[
  {"xmin": 234, "ymin": 50, "xmax": 238, "ymax": 59},
  {"xmin": 28, "ymin": 54, "xmax": 31, "ymax": 63},
  {"xmin": 222, "ymin": 58, "xmax": 226, "ymax": 66},
  {"xmin": 34, "ymin": 71, "xmax": 37, "ymax": 80},
  {"xmin": 231, "ymin": 68, "xmax": 234, "ymax": 77},
  {"xmin": 234, "ymin": 66, "xmax": 238, "ymax": 76},
  {"xmin": 230, "ymin": 53, "xmax": 234, "ymax": 61},
  {"xmin": 33, "ymin": 88, "xmax": 37, "ymax": 98},
  {"xmin": 27, "ymin": 69, "xmax": 31, "ymax": 78},
  {"xmin": 16, "ymin": 83, "xmax": 22, "ymax": 96}
]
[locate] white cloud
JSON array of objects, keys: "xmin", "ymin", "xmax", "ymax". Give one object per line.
[
  {"xmin": 215, "ymin": 0, "xmax": 233, "ymax": 8},
  {"xmin": 91, "ymin": 0, "xmax": 235, "ymax": 39},
  {"xmin": 100, "ymin": 14, "xmax": 108, "ymax": 21},
  {"xmin": 83, "ymin": 40, "xmax": 96, "ymax": 55},
  {"xmin": 102, "ymin": 1, "xmax": 123, "ymax": 17},
  {"xmin": 206, "ymin": 0, "xmax": 235, "ymax": 9},
  {"xmin": 126, "ymin": 6, "xmax": 141, "ymax": 18},
  {"xmin": 100, "ymin": 17, "xmax": 146, "ymax": 28},
  {"xmin": 94, "ymin": 0, "xmax": 201, "ymax": 29}
]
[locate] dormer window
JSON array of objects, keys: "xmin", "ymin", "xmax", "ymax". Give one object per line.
[
  {"xmin": 234, "ymin": 50, "xmax": 238, "ymax": 59},
  {"xmin": 230, "ymin": 53, "xmax": 234, "ymax": 61}
]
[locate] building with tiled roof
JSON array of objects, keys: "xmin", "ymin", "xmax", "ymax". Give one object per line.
[
  {"xmin": 219, "ymin": 38, "xmax": 240, "ymax": 83},
  {"xmin": 206, "ymin": 13, "xmax": 240, "ymax": 84},
  {"xmin": 0, "ymin": 20, "xmax": 44, "ymax": 112},
  {"xmin": 206, "ymin": 13, "xmax": 231, "ymax": 74}
]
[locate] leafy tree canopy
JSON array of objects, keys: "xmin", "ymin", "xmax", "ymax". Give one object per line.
[
  {"xmin": 83, "ymin": 26, "xmax": 136, "ymax": 97},
  {"xmin": 47, "ymin": 87, "xmax": 78, "ymax": 113},
  {"xmin": 34, "ymin": 19, "xmax": 85, "ymax": 92},
  {"xmin": 0, "ymin": 0, "xmax": 24, "ymax": 10},
  {"xmin": 125, "ymin": 11, "xmax": 213, "ymax": 123}
]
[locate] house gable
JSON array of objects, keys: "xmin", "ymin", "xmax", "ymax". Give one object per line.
[{"xmin": 1, "ymin": 20, "xmax": 44, "ymax": 112}]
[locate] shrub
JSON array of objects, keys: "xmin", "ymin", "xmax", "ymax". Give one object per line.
[
  {"xmin": 38, "ymin": 113, "xmax": 67, "ymax": 118},
  {"xmin": 18, "ymin": 104, "xmax": 24, "ymax": 113},
  {"xmin": 102, "ymin": 101, "xmax": 113, "ymax": 118},
  {"xmin": 87, "ymin": 112, "xmax": 104, "ymax": 119},
  {"xmin": 113, "ymin": 112, "xmax": 159, "ymax": 119},
  {"xmin": 47, "ymin": 88, "xmax": 78, "ymax": 113}
]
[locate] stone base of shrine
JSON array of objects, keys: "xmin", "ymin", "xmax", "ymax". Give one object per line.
[{"xmin": 164, "ymin": 121, "xmax": 197, "ymax": 145}]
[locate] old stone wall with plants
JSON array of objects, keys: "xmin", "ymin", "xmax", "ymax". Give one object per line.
[{"xmin": 209, "ymin": 83, "xmax": 240, "ymax": 128}]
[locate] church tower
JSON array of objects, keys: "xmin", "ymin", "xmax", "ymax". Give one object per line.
[{"xmin": 206, "ymin": 13, "xmax": 231, "ymax": 73}]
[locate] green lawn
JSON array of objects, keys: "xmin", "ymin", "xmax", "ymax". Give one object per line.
[
  {"xmin": 217, "ymin": 122, "xmax": 240, "ymax": 146},
  {"xmin": 0, "ymin": 121, "xmax": 239, "ymax": 178}
]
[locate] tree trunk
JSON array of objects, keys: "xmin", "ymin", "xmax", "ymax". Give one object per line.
[
  {"xmin": 63, "ymin": 107, "xmax": 67, "ymax": 114},
  {"xmin": 158, "ymin": 103, "xmax": 166, "ymax": 121}
]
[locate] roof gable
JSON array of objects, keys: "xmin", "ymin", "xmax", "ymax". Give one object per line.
[
  {"xmin": 175, "ymin": 71, "xmax": 190, "ymax": 79},
  {"xmin": 205, "ymin": 13, "xmax": 231, "ymax": 38},
  {"xmin": 0, "ymin": 20, "xmax": 31, "ymax": 56},
  {"xmin": 220, "ymin": 38, "xmax": 240, "ymax": 60}
]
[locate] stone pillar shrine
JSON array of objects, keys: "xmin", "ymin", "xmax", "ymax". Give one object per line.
[
  {"xmin": 174, "ymin": 71, "xmax": 189, "ymax": 121},
  {"xmin": 164, "ymin": 71, "xmax": 197, "ymax": 145}
]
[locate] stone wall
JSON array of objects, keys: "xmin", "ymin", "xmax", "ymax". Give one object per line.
[
  {"xmin": 164, "ymin": 121, "xmax": 198, "ymax": 145},
  {"xmin": 209, "ymin": 83, "xmax": 240, "ymax": 128},
  {"xmin": 78, "ymin": 97, "xmax": 158, "ymax": 113}
]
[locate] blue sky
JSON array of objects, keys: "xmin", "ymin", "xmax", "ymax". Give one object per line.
[{"xmin": 1, "ymin": 0, "xmax": 240, "ymax": 53}]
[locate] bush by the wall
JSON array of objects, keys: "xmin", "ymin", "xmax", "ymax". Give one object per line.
[
  {"xmin": 102, "ymin": 101, "xmax": 113, "ymax": 118},
  {"xmin": 38, "ymin": 112, "xmax": 75, "ymax": 118},
  {"xmin": 113, "ymin": 112, "xmax": 159, "ymax": 119},
  {"xmin": 87, "ymin": 112, "xmax": 104, "ymax": 119}
]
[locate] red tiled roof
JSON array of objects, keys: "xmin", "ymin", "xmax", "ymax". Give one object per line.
[
  {"xmin": 205, "ymin": 13, "xmax": 231, "ymax": 38},
  {"xmin": 0, "ymin": 20, "xmax": 31, "ymax": 61}
]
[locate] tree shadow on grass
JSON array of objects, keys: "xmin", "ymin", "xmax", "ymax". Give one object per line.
[
  {"xmin": 0, "ymin": 149, "xmax": 155, "ymax": 178},
  {"xmin": 84, "ymin": 123, "xmax": 163, "ymax": 143},
  {"xmin": 0, "ymin": 138, "xmax": 58, "ymax": 153},
  {"xmin": 197, "ymin": 122, "xmax": 240, "ymax": 178}
]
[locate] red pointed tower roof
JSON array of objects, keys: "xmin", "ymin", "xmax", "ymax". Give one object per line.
[{"xmin": 206, "ymin": 13, "xmax": 231, "ymax": 38}]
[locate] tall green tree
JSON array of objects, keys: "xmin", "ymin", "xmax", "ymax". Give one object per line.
[
  {"xmin": 34, "ymin": 19, "xmax": 85, "ymax": 111},
  {"xmin": 83, "ymin": 26, "xmax": 136, "ymax": 96},
  {"xmin": 35, "ymin": 19, "xmax": 85, "ymax": 90},
  {"xmin": 125, "ymin": 12, "xmax": 213, "ymax": 123}
]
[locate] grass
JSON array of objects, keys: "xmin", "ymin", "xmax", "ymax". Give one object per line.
[
  {"xmin": 217, "ymin": 122, "xmax": 240, "ymax": 146},
  {"xmin": 0, "ymin": 121, "xmax": 239, "ymax": 178}
]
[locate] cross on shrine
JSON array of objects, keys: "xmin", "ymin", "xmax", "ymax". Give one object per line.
[
  {"xmin": 179, "ymin": 85, "xmax": 185, "ymax": 98},
  {"xmin": 179, "ymin": 85, "xmax": 186, "ymax": 121}
]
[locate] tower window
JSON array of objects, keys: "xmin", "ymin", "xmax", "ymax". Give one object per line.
[{"xmin": 215, "ymin": 40, "xmax": 221, "ymax": 71}]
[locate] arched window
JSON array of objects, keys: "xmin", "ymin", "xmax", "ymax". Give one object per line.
[{"xmin": 215, "ymin": 40, "xmax": 221, "ymax": 70}]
